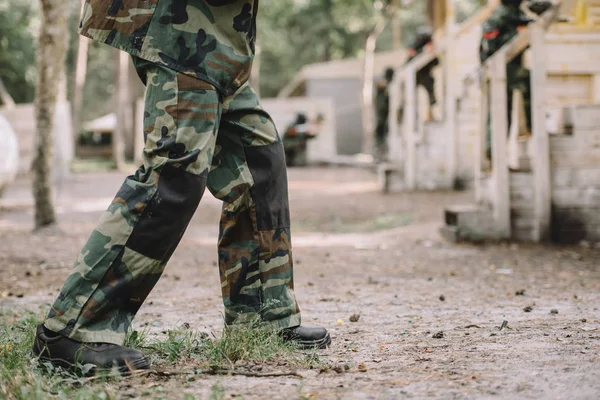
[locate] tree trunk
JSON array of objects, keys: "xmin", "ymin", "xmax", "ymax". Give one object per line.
[
  {"xmin": 250, "ymin": 44, "xmax": 262, "ymax": 98},
  {"xmin": 112, "ymin": 49, "xmax": 128, "ymax": 169},
  {"xmin": 392, "ymin": 16, "xmax": 402, "ymax": 50},
  {"xmin": 0, "ymin": 77, "xmax": 16, "ymax": 109},
  {"xmin": 32, "ymin": 0, "xmax": 70, "ymax": 229},
  {"xmin": 361, "ymin": 0, "xmax": 399, "ymax": 155},
  {"xmin": 71, "ymin": 0, "xmax": 89, "ymax": 142}
]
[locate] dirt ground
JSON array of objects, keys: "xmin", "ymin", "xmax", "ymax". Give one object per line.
[{"xmin": 1, "ymin": 166, "xmax": 599, "ymax": 399}]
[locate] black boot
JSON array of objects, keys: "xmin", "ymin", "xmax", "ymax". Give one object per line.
[
  {"xmin": 281, "ymin": 326, "xmax": 331, "ymax": 349},
  {"xmin": 33, "ymin": 324, "xmax": 149, "ymax": 375}
]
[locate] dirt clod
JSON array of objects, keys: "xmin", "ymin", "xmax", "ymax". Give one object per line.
[
  {"xmin": 439, "ymin": 295, "xmax": 445, "ymax": 301},
  {"xmin": 550, "ymin": 309, "xmax": 559, "ymax": 315},
  {"xmin": 357, "ymin": 363, "xmax": 367, "ymax": 372},
  {"xmin": 523, "ymin": 306, "xmax": 533, "ymax": 312},
  {"xmin": 515, "ymin": 289, "xmax": 526, "ymax": 296},
  {"xmin": 432, "ymin": 331, "xmax": 444, "ymax": 339},
  {"xmin": 332, "ymin": 365, "xmax": 345, "ymax": 374},
  {"xmin": 349, "ymin": 314, "xmax": 361, "ymax": 323}
]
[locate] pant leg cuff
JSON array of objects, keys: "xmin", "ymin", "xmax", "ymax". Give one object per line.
[{"xmin": 44, "ymin": 319, "xmax": 126, "ymax": 345}]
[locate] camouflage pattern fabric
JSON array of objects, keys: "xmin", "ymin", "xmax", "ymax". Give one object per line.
[
  {"xmin": 44, "ymin": 57, "xmax": 300, "ymax": 345},
  {"xmin": 79, "ymin": 0, "xmax": 259, "ymax": 96},
  {"xmin": 480, "ymin": 4, "xmax": 532, "ymax": 158},
  {"xmin": 406, "ymin": 29, "xmax": 438, "ymax": 106},
  {"xmin": 375, "ymin": 79, "xmax": 391, "ymax": 150}
]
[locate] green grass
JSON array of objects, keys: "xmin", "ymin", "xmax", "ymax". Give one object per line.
[
  {"xmin": 294, "ymin": 213, "xmax": 413, "ymax": 233},
  {"xmin": 0, "ymin": 311, "xmax": 321, "ymax": 399}
]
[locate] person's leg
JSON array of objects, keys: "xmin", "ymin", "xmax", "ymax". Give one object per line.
[
  {"xmin": 207, "ymin": 84, "xmax": 330, "ymax": 349},
  {"xmin": 207, "ymin": 83, "xmax": 300, "ymax": 330},
  {"xmin": 418, "ymin": 69, "xmax": 437, "ymax": 106},
  {"xmin": 43, "ymin": 59, "xmax": 221, "ymax": 346}
]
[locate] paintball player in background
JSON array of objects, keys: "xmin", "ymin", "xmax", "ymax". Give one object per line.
[
  {"xmin": 375, "ymin": 67, "xmax": 395, "ymax": 161},
  {"xmin": 406, "ymin": 25, "xmax": 438, "ymax": 120},
  {"xmin": 480, "ymin": 0, "xmax": 536, "ymax": 160},
  {"xmin": 282, "ymin": 113, "xmax": 319, "ymax": 167},
  {"xmin": 33, "ymin": 0, "xmax": 331, "ymax": 375}
]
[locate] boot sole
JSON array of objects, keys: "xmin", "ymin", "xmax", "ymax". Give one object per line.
[
  {"xmin": 37, "ymin": 355, "xmax": 150, "ymax": 376},
  {"xmin": 292, "ymin": 332, "xmax": 332, "ymax": 350}
]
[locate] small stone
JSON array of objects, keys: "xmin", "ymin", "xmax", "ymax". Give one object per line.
[
  {"xmin": 439, "ymin": 295, "xmax": 445, "ymax": 302},
  {"xmin": 550, "ymin": 309, "xmax": 559, "ymax": 315},
  {"xmin": 357, "ymin": 363, "xmax": 367, "ymax": 372},
  {"xmin": 349, "ymin": 314, "xmax": 361, "ymax": 323},
  {"xmin": 523, "ymin": 306, "xmax": 533, "ymax": 312},
  {"xmin": 515, "ymin": 289, "xmax": 526, "ymax": 296},
  {"xmin": 332, "ymin": 365, "xmax": 345, "ymax": 374},
  {"xmin": 581, "ymin": 318, "xmax": 587, "ymax": 323},
  {"xmin": 432, "ymin": 331, "xmax": 444, "ymax": 339}
]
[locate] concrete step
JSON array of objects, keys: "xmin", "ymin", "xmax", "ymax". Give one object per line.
[
  {"xmin": 377, "ymin": 163, "xmax": 405, "ymax": 193},
  {"xmin": 442, "ymin": 204, "xmax": 499, "ymax": 242}
]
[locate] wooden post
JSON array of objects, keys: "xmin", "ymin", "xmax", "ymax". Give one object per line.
[
  {"xmin": 445, "ymin": 1, "xmax": 459, "ymax": 188},
  {"xmin": 475, "ymin": 76, "xmax": 489, "ymax": 204},
  {"xmin": 593, "ymin": 73, "xmax": 600, "ymax": 103},
  {"xmin": 490, "ymin": 55, "xmax": 511, "ymax": 238},
  {"xmin": 71, "ymin": 0, "xmax": 89, "ymax": 144},
  {"xmin": 387, "ymin": 70, "xmax": 402, "ymax": 162},
  {"xmin": 112, "ymin": 49, "xmax": 128, "ymax": 169},
  {"xmin": 404, "ymin": 66, "xmax": 418, "ymax": 190},
  {"xmin": 530, "ymin": 24, "xmax": 552, "ymax": 242}
]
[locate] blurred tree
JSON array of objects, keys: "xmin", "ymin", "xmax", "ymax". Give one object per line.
[
  {"xmin": 32, "ymin": 0, "xmax": 69, "ymax": 228},
  {"xmin": 0, "ymin": 0, "xmax": 39, "ymax": 104},
  {"xmin": 71, "ymin": 0, "xmax": 89, "ymax": 140},
  {"xmin": 258, "ymin": 0, "xmax": 389, "ymax": 97}
]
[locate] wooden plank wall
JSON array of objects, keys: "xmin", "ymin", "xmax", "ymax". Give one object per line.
[{"xmin": 550, "ymin": 105, "xmax": 600, "ymax": 243}]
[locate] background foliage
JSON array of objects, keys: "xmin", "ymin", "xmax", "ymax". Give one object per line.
[{"xmin": 0, "ymin": 0, "xmax": 483, "ymax": 119}]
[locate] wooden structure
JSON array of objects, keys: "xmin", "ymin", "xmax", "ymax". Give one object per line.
[
  {"xmin": 442, "ymin": 0, "xmax": 600, "ymax": 243},
  {"xmin": 278, "ymin": 50, "xmax": 407, "ymax": 156},
  {"xmin": 381, "ymin": 0, "xmax": 501, "ymax": 192}
]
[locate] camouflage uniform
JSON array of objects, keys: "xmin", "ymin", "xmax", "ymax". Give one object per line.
[
  {"xmin": 282, "ymin": 113, "xmax": 315, "ymax": 167},
  {"xmin": 480, "ymin": 1, "xmax": 532, "ymax": 157},
  {"xmin": 407, "ymin": 28, "xmax": 438, "ymax": 107},
  {"xmin": 375, "ymin": 68, "xmax": 394, "ymax": 158},
  {"xmin": 44, "ymin": 0, "xmax": 301, "ymax": 345}
]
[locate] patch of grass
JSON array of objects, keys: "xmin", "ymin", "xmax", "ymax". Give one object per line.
[
  {"xmin": 144, "ymin": 328, "xmax": 211, "ymax": 363},
  {"xmin": 70, "ymin": 158, "xmax": 117, "ymax": 173},
  {"xmin": 0, "ymin": 312, "xmax": 322, "ymax": 399},
  {"xmin": 0, "ymin": 311, "xmax": 116, "ymax": 399},
  {"xmin": 294, "ymin": 213, "xmax": 413, "ymax": 233},
  {"xmin": 208, "ymin": 382, "xmax": 225, "ymax": 400},
  {"xmin": 139, "ymin": 322, "xmax": 322, "ymax": 370}
]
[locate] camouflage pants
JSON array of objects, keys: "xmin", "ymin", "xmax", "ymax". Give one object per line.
[
  {"xmin": 45, "ymin": 58, "xmax": 301, "ymax": 345},
  {"xmin": 417, "ymin": 66, "xmax": 436, "ymax": 106}
]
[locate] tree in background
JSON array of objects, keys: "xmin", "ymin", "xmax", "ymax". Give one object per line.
[
  {"xmin": 32, "ymin": 0, "xmax": 69, "ymax": 228},
  {"xmin": 0, "ymin": 1, "xmax": 39, "ymax": 105}
]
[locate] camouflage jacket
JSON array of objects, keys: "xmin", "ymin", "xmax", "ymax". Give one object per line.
[
  {"xmin": 480, "ymin": 4, "xmax": 531, "ymax": 64},
  {"xmin": 79, "ymin": 0, "xmax": 258, "ymax": 96},
  {"xmin": 375, "ymin": 80, "xmax": 390, "ymax": 119},
  {"xmin": 406, "ymin": 31, "xmax": 439, "ymax": 71}
]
